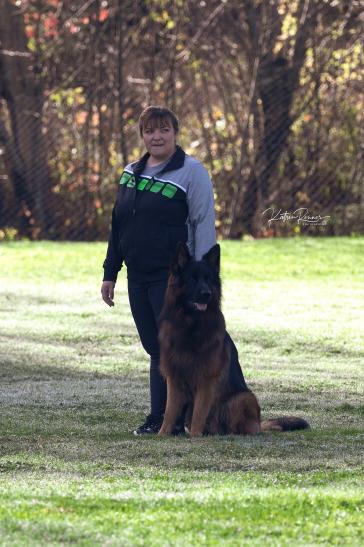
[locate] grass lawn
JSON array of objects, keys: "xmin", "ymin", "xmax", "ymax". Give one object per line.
[{"xmin": 0, "ymin": 237, "xmax": 363, "ymax": 546}]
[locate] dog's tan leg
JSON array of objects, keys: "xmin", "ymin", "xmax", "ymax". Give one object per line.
[
  {"xmin": 158, "ymin": 377, "xmax": 186, "ymax": 436},
  {"xmin": 190, "ymin": 386, "xmax": 216, "ymax": 437}
]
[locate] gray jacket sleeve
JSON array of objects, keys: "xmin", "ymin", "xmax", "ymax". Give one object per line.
[{"xmin": 186, "ymin": 161, "xmax": 217, "ymax": 260}]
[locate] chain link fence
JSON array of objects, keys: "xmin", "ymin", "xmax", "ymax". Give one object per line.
[{"xmin": 1, "ymin": 0, "xmax": 363, "ymax": 241}]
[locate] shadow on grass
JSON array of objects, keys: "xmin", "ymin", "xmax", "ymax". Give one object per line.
[
  {"xmin": 1, "ymin": 356, "xmax": 363, "ymax": 476},
  {"xmin": 232, "ymin": 327, "xmax": 362, "ymax": 359}
]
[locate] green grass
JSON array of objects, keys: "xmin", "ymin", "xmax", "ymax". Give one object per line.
[{"xmin": 0, "ymin": 237, "xmax": 363, "ymax": 546}]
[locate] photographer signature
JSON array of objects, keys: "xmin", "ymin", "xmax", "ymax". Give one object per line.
[{"xmin": 262, "ymin": 208, "xmax": 331, "ymax": 226}]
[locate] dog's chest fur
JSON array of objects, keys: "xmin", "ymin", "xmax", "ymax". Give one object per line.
[{"xmin": 159, "ymin": 311, "xmax": 228, "ymax": 395}]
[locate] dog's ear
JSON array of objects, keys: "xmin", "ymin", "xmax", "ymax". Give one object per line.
[
  {"xmin": 202, "ymin": 244, "xmax": 220, "ymax": 272},
  {"xmin": 171, "ymin": 242, "xmax": 191, "ymax": 274}
]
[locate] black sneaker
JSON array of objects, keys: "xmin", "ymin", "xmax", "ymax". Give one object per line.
[{"xmin": 133, "ymin": 413, "xmax": 164, "ymax": 435}]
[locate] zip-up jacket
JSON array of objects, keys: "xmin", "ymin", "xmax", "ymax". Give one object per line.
[{"xmin": 103, "ymin": 145, "xmax": 216, "ymax": 282}]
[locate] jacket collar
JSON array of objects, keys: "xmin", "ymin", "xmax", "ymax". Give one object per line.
[{"xmin": 132, "ymin": 144, "xmax": 185, "ymax": 177}]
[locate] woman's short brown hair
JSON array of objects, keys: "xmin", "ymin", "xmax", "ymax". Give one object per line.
[{"xmin": 138, "ymin": 106, "xmax": 179, "ymax": 137}]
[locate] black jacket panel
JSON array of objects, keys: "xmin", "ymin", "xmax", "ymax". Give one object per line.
[{"xmin": 103, "ymin": 146, "xmax": 188, "ymax": 282}]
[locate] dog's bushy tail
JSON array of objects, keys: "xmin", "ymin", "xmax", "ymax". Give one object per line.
[{"xmin": 261, "ymin": 416, "xmax": 310, "ymax": 432}]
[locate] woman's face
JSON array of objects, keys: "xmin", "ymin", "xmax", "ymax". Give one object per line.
[{"xmin": 142, "ymin": 118, "xmax": 177, "ymax": 162}]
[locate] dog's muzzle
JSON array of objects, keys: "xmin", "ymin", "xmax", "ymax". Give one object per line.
[{"xmin": 192, "ymin": 287, "xmax": 211, "ymax": 312}]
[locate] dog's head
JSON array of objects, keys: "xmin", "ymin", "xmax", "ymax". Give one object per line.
[{"xmin": 170, "ymin": 242, "xmax": 221, "ymax": 313}]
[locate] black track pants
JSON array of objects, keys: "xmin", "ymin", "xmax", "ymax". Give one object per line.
[{"xmin": 127, "ymin": 277, "xmax": 248, "ymax": 418}]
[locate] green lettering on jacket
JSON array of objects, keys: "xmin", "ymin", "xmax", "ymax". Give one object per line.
[{"xmin": 119, "ymin": 172, "xmax": 178, "ymax": 199}]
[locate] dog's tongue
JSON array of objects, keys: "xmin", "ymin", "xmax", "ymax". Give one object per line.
[{"xmin": 194, "ymin": 303, "xmax": 207, "ymax": 311}]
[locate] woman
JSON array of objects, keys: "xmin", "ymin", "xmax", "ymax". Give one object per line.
[{"xmin": 101, "ymin": 106, "xmax": 247, "ymax": 435}]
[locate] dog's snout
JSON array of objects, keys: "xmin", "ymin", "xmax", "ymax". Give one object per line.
[{"xmin": 198, "ymin": 286, "xmax": 212, "ymax": 302}]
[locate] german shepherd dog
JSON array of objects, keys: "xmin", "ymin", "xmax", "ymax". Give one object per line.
[{"xmin": 158, "ymin": 243, "xmax": 309, "ymax": 437}]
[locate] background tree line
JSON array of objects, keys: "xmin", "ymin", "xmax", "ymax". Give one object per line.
[{"xmin": 0, "ymin": 0, "xmax": 363, "ymax": 240}]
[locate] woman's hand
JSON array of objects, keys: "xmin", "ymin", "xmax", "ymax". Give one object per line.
[{"xmin": 101, "ymin": 281, "xmax": 116, "ymax": 307}]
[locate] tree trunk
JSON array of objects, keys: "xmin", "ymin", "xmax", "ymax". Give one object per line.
[
  {"xmin": 232, "ymin": 0, "xmax": 314, "ymax": 237},
  {"xmin": 237, "ymin": 54, "xmax": 294, "ymax": 237},
  {"xmin": 0, "ymin": 0, "xmax": 54, "ymax": 238}
]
